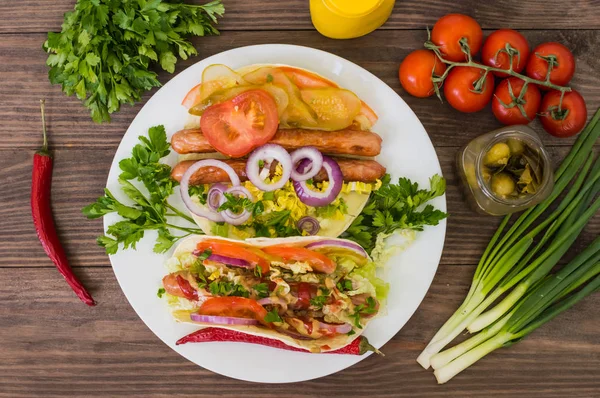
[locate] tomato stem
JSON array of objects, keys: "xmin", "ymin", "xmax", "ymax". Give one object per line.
[{"xmin": 425, "ymin": 41, "xmax": 571, "ymax": 94}]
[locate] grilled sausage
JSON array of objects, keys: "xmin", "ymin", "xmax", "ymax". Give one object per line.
[
  {"xmin": 171, "ymin": 128, "xmax": 382, "ymax": 157},
  {"xmin": 171, "ymin": 158, "xmax": 386, "ymax": 185}
]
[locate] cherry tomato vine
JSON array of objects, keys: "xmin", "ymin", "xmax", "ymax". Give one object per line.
[{"xmin": 424, "ymin": 33, "xmax": 573, "ymax": 119}]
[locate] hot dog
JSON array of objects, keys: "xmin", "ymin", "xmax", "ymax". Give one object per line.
[
  {"xmin": 171, "ymin": 158, "xmax": 386, "ymax": 185},
  {"xmin": 171, "ymin": 128, "xmax": 382, "ymax": 157}
]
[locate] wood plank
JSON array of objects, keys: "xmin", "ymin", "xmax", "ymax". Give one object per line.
[
  {"xmin": 2, "ymin": 0, "xmax": 600, "ymax": 33},
  {"xmin": 0, "ymin": 266, "xmax": 597, "ymax": 397},
  {"xmin": 1, "ymin": 30, "xmax": 599, "ymax": 150},
  {"xmin": 2, "ymin": 146, "xmax": 598, "ymax": 268}
]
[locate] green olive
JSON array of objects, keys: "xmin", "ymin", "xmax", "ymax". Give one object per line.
[
  {"xmin": 506, "ymin": 138, "xmax": 525, "ymax": 155},
  {"xmin": 491, "ymin": 173, "xmax": 516, "ymax": 197},
  {"xmin": 484, "ymin": 142, "xmax": 511, "ymax": 166}
]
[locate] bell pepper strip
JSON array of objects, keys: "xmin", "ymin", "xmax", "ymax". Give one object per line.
[
  {"xmin": 31, "ymin": 100, "xmax": 95, "ymax": 306},
  {"xmin": 175, "ymin": 327, "xmax": 383, "ymax": 355}
]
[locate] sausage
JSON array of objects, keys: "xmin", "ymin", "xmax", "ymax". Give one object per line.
[
  {"xmin": 171, "ymin": 158, "xmax": 386, "ymax": 185},
  {"xmin": 171, "ymin": 128, "xmax": 382, "ymax": 157}
]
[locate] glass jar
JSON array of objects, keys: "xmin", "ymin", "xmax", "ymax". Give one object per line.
[
  {"xmin": 309, "ymin": 0, "xmax": 395, "ymax": 39},
  {"xmin": 456, "ymin": 125, "xmax": 554, "ymax": 216}
]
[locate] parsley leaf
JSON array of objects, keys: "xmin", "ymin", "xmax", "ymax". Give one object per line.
[
  {"xmin": 342, "ymin": 174, "xmax": 447, "ymax": 254},
  {"xmin": 264, "ymin": 308, "xmax": 282, "ymax": 323},
  {"xmin": 253, "ymin": 283, "xmax": 269, "ymax": 299},
  {"xmin": 336, "ymin": 279, "xmax": 353, "ymax": 292},
  {"xmin": 44, "ymin": 0, "xmax": 224, "ymax": 123},
  {"xmin": 83, "ymin": 125, "xmax": 205, "ymax": 254},
  {"xmin": 309, "ymin": 288, "xmax": 331, "ymax": 309},
  {"xmin": 157, "ymin": 287, "xmax": 166, "ymax": 298},
  {"xmin": 208, "ymin": 281, "xmax": 249, "ymax": 298}
]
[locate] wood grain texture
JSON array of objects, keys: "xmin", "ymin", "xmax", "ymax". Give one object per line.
[
  {"xmin": 2, "ymin": 0, "xmax": 600, "ymax": 33},
  {"xmin": 2, "ymin": 146, "xmax": 598, "ymax": 269},
  {"xmin": 1, "ymin": 30, "xmax": 600, "ymax": 150},
  {"xmin": 0, "ymin": 267, "xmax": 598, "ymax": 397},
  {"xmin": 1, "ymin": 0, "xmax": 600, "ymax": 395}
]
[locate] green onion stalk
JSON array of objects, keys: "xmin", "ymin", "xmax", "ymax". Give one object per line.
[
  {"xmin": 416, "ymin": 109, "xmax": 600, "ymax": 369},
  {"xmin": 429, "ymin": 173, "xmax": 600, "ymax": 371},
  {"xmin": 433, "ymin": 244, "xmax": 600, "ymax": 384}
]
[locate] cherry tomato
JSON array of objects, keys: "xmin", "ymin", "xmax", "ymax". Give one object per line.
[
  {"xmin": 526, "ymin": 42, "xmax": 575, "ymax": 89},
  {"xmin": 200, "ymin": 89, "xmax": 279, "ymax": 158},
  {"xmin": 482, "ymin": 29, "xmax": 530, "ymax": 77},
  {"xmin": 399, "ymin": 50, "xmax": 447, "ymax": 98},
  {"xmin": 198, "ymin": 297, "xmax": 270, "ymax": 325},
  {"xmin": 195, "ymin": 239, "xmax": 270, "ymax": 274},
  {"xmin": 539, "ymin": 90, "xmax": 587, "ymax": 137},
  {"xmin": 261, "ymin": 246, "xmax": 336, "ymax": 274},
  {"xmin": 492, "ymin": 78, "xmax": 541, "ymax": 125},
  {"xmin": 431, "ymin": 14, "xmax": 483, "ymax": 62},
  {"xmin": 443, "ymin": 66, "xmax": 495, "ymax": 113}
]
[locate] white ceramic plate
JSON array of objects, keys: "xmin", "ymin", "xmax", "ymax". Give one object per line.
[{"xmin": 104, "ymin": 44, "xmax": 446, "ymax": 383}]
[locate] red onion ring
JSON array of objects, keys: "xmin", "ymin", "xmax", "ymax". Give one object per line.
[
  {"xmin": 292, "ymin": 156, "xmax": 343, "ymax": 207},
  {"xmin": 204, "ymin": 253, "xmax": 251, "ymax": 268},
  {"xmin": 305, "ymin": 239, "xmax": 368, "ymax": 260},
  {"xmin": 190, "ymin": 313, "xmax": 259, "ymax": 326},
  {"xmin": 246, "ymin": 144, "xmax": 292, "ymax": 191},
  {"xmin": 180, "ymin": 160, "xmax": 241, "ymax": 222},
  {"xmin": 317, "ymin": 321, "xmax": 352, "ymax": 335},
  {"xmin": 297, "ymin": 216, "xmax": 320, "ymax": 235},
  {"xmin": 290, "ymin": 147, "xmax": 323, "ymax": 181},
  {"xmin": 207, "ymin": 183, "xmax": 228, "ymax": 212},
  {"xmin": 219, "ymin": 186, "xmax": 253, "ymax": 225},
  {"xmin": 257, "ymin": 296, "xmax": 288, "ymax": 312}
]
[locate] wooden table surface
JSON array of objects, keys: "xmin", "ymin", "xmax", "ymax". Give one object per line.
[{"xmin": 1, "ymin": 1, "xmax": 599, "ymax": 396}]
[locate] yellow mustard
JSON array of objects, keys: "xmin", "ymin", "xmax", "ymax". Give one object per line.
[{"xmin": 310, "ymin": 0, "xmax": 395, "ymax": 39}]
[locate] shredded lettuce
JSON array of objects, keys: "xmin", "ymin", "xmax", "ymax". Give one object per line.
[{"xmin": 348, "ymin": 261, "xmax": 390, "ymax": 301}]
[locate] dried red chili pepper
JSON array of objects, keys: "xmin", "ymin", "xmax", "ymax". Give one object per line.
[
  {"xmin": 31, "ymin": 100, "xmax": 95, "ymax": 306},
  {"xmin": 175, "ymin": 327, "xmax": 383, "ymax": 356}
]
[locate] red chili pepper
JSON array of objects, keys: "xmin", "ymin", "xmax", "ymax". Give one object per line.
[
  {"xmin": 31, "ymin": 100, "xmax": 95, "ymax": 306},
  {"xmin": 175, "ymin": 327, "xmax": 383, "ymax": 356}
]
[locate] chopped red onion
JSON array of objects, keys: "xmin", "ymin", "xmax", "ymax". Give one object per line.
[
  {"xmin": 246, "ymin": 144, "xmax": 292, "ymax": 191},
  {"xmin": 190, "ymin": 313, "xmax": 259, "ymax": 326},
  {"xmin": 290, "ymin": 147, "xmax": 323, "ymax": 182},
  {"xmin": 293, "ymin": 156, "xmax": 343, "ymax": 207}
]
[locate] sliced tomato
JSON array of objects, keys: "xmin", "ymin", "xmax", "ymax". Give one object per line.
[
  {"xmin": 162, "ymin": 271, "xmax": 198, "ymax": 300},
  {"xmin": 300, "ymin": 88, "xmax": 362, "ymax": 131},
  {"xmin": 198, "ymin": 297, "xmax": 269, "ymax": 326},
  {"xmin": 181, "ymin": 83, "xmax": 203, "ymax": 109},
  {"xmin": 357, "ymin": 101, "xmax": 378, "ymax": 129},
  {"xmin": 261, "ymin": 246, "xmax": 336, "ymax": 274},
  {"xmin": 196, "ymin": 239, "xmax": 270, "ymax": 274},
  {"xmin": 200, "ymin": 89, "xmax": 279, "ymax": 158},
  {"xmin": 279, "ymin": 66, "xmax": 338, "ymax": 89}
]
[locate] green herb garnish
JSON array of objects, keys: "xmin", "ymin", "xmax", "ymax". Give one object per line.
[
  {"xmin": 337, "ymin": 279, "xmax": 353, "ymax": 292},
  {"xmin": 342, "ymin": 174, "xmax": 447, "ymax": 254},
  {"xmin": 44, "ymin": 0, "xmax": 224, "ymax": 123},
  {"xmin": 83, "ymin": 125, "xmax": 205, "ymax": 254},
  {"xmin": 264, "ymin": 308, "xmax": 282, "ymax": 323},
  {"xmin": 253, "ymin": 283, "xmax": 269, "ymax": 299},
  {"xmin": 157, "ymin": 287, "xmax": 166, "ymax": 298},
  {"xmin": 208, "ymin": 280, "xmax": 249, "ymax": 298}
]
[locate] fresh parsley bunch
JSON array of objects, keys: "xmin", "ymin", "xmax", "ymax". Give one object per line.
[
  {"xmin": 44, "ymin": 0, "xmax": 224, "ymax": 123},
  {"xmin": 83, "ymin": 125, "xmax": 205, "ymax": 254},
  {"xmin": 342, "ymin": 174, "xmax": 448, "ymax": 254}
]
